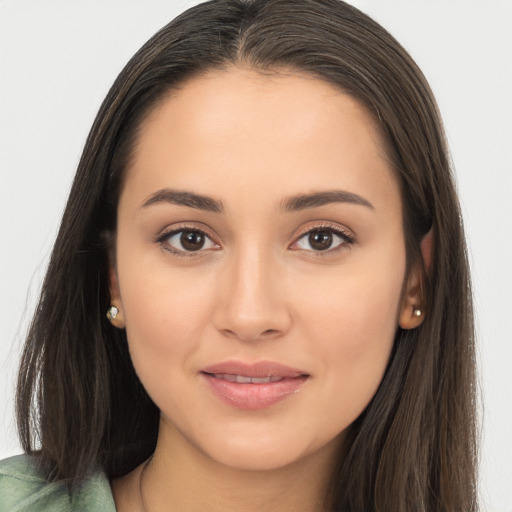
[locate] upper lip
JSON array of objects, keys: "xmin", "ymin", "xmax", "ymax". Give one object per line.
[{"xmin": 201, "ymin": 360, "xmax": 308, "ymax": 378}]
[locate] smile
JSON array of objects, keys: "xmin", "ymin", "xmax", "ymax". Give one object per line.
[
  {"xmin": 210, "ymin": 373, "xmax": 284, "ymax": 383},
  {"xmin": 201, "ymin": 361, "xmax": 310, "ymax": 410}
]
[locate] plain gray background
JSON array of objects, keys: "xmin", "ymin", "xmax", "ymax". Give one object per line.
[{"xmin": 1, "ymin": 1, "xmax": 511, "ymax": 510}]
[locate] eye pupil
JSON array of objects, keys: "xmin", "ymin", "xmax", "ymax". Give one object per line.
[
  {"xmin": 181, "ymin": 231, "xmax": 205, "ymax": 251},
  {"xmin": 308, "ymin": 230, "xmax": 333, "ymax": 250}
]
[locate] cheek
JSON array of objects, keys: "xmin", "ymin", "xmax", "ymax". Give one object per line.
[
  {"xmin": 115, "ymin": 247, "xmax": 216, "ymax": 382},
  {"xmin": 301, "ymin": 261, "xmax": 403, "ymax": 341},
  {"xmin": 297, "ymin": 256, "xmax": 405, "ymax": 411}
]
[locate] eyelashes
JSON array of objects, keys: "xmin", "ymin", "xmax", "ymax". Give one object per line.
[
  {"xmin": 160, "ymin": 229, "xmax": 219, "ymax": 254},
  {"xmin": 156, "ymin": 226, "xmax": 220, "ymax": 257},
  {"xmin": 156, "ymin": 222, "xmax": 355, "ymax": 258},
  {"xmin": 290, "ymin": 223, "xmax": 355, "ymax": 253}
]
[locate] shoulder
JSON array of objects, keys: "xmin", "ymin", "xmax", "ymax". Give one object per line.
[{"xmin": 0, "ymin": 454, "xmax": 116, "ymax": 512}]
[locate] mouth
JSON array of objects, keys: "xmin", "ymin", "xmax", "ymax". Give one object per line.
[
  {"xmin": 200, "ymin": 361, "xmax": 310, "ymax": 410},
  {"xmin": 210, "ymin": 373, "xmax": 289, "ymax": 384}
]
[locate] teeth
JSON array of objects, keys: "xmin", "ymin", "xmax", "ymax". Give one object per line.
[
  {"xmin": 212, "ymin": 373, "xmax": 283, "ymax": 384},
  {"xmin": 252, "ymin": 376, "xmax": 283, "ymax": 383}
]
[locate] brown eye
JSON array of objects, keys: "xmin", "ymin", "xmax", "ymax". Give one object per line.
[
  {"xmin": 160, "ymin": 228, "xmax": 218, "ymax": 254},
  {"xmin": 292, "ymin": 226, "xmax": 354, "ymax": 253},
  {"xmin": 180, "ymin": 230, "xmax": 205, "ymax": 251},
  {"xmin": 308, "ymin": 230, "xmax": 333, "ymax": 251}
]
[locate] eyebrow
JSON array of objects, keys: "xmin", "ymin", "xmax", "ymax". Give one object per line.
[
  {"xmin": 140, "ymin": 188, "xmax": 373, "ymax": 214},
  {"xmin": 281, "ymin": 190, "xmax": 374, "ymax": 212},
  {"xmin": 141, "ymin": 189, "xmax": 224, "ymax": 213}
]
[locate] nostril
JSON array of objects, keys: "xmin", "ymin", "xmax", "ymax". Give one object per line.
[
  {"xmin": 261, "ymin": 329, "xmax": 280, "ymax": 337},
  {"xmin": 218, "ymin": 327, "xmax": 283, "ymax": 342},
  {"xmin": 220, "ymin": 329, "xmax": 236, "ymax": 338}
]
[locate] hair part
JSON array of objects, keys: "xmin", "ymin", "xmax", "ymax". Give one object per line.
[{"xmin": 16, "ymin": 1, "xmax": 478, "ymax": 510}]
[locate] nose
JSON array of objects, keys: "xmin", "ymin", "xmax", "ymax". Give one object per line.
[{"xmin": 212, "ymin": 246, "xmax": 292, "ymax": 342}]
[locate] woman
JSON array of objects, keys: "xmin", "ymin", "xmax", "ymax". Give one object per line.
[{"xmin": 0, "ymin": 0, "xmax": 478, "ymax": 510}]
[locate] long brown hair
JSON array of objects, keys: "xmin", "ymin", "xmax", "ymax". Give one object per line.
[{"xmin": 16, "ymin": 1, "xmax": 478, "ymax": 510}]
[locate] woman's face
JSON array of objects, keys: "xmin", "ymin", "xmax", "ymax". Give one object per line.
[{"xmin": 111, "ymin": 68, "xmax": 422, "ymax": 472}]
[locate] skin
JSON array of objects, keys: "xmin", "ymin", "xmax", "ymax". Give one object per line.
[{"xmin": 110, "ymin": 67, "xmax": 424, "ymax": 512}]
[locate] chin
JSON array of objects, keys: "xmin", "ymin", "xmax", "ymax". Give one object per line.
[{"xmin": 193, "ymin": 426, "xmax": 343, "ymax": 473}]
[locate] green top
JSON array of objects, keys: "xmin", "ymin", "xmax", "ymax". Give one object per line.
[{"xmin": 0, "ymin": 455, "xmax": 116, "ymax": 512}]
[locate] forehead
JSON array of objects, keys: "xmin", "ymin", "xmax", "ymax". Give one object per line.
[
  {"xmin": 138, "ymin": 67, "xmax": 384, "ymax": 152},
  {"xmin": 123, "ymin": 67, "xmax": 399, "ymax": 214}
]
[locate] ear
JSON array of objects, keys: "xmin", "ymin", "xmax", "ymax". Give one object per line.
[
  {"xmin": 420, "ymin": 228, "xmax": 433, "ymax": 272},
  {"xmin": 107, "ymin": 257, "xmax": 126, "ymax": 329},
  {"xmin": 398, "ymin": 229, "xmax": 433, "ymax": 330},
  {"xmin": 398, "ymin": 262, "xmax": 424, "ymax": 329}
]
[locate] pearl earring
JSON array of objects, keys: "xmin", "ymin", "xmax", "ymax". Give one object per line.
[
  {"xmin": 413, "ymin": 308, "xmax": 422, "ymax": 317},
  {"xmin": 107, "ymin": 305, "xmax": 119, "ymax": 321}
]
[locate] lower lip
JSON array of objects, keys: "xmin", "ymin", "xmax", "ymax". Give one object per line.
[{"xmin": 202, "ymin": 373, "xmax": 308, "ymax": 410}]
